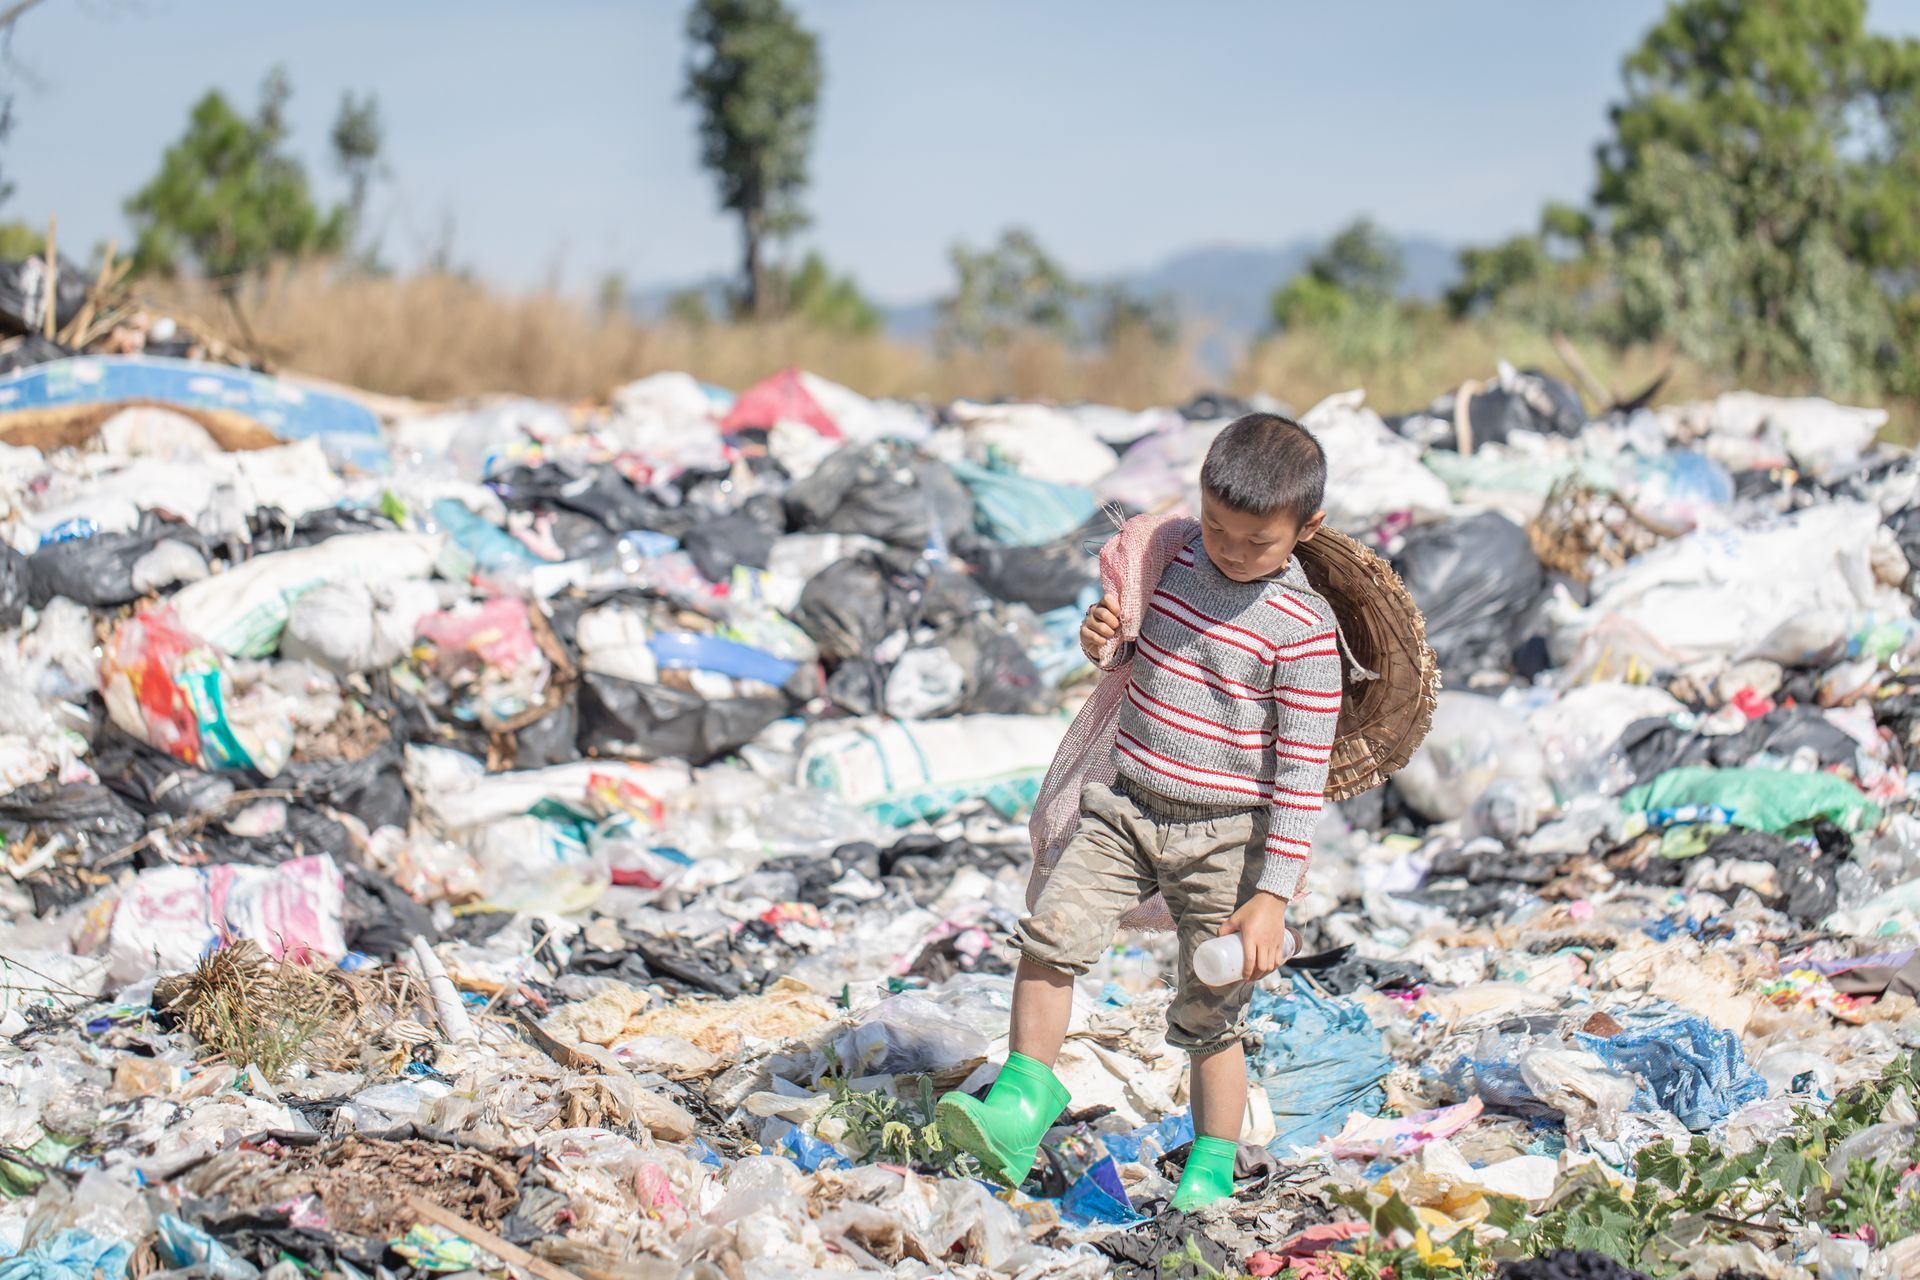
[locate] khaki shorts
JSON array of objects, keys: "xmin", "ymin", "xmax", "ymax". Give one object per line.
[{"xmin": 1014, "ymin": 780, "xmax": 1265, "ymax": 1055}]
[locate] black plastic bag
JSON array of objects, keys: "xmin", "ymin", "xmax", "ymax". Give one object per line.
[
  {"xmin": 0, "ymin": 255, "xmax": 90, "ymax": 338},
  {"xmin": 966, "ymin": 539, "xmax": 1097, "ymax": 613},
  {"xmin": 27, "ymin": 513, "xmax": 210, "ymax": 609},
  {"xmin": 682, "ymin": 509, "xmax": 776, "ymax": 582},
  {"xmin": 489, "ymin": 463, "xmax": 687, "ymax": 536},
  {"xmin": 1618, "ymin": 705, "xmax": 1861, "ymax": 788},
  {"xmin": 0, "ymin": 543, "xmax": 26, "ymax": 628},
  {"xmin": 93, "ymin": 731, "xmax": 237, "ymax": 819},
  {"xmin": 791, "ymin": 552, "xmax": 919, "ymax": 661},
  {"xmin": 784, "ymin": 441, "xmax": 974, "ymax": 550},
  {"xmin": 1426, "ymin": 370, "xmax": 1587, "ymax": 449},
  {"xmin": 0, "ymin": 782, "xmax": 146, "ymax": 863},
  {"xmin": 576, "ymin": 673, "xmax": 785, "ymax": 764},
  {"xmin": 512, "ymin": 701, "xmax": 581, "ymax": 769},
  {"xmin": 1178, "ymin": 391, "xmax": 1252, "ymax": 422},
  {"xmin": 1394, "ymin": 513, "xmax": 1544, "ymax": 679},
  {"xmin": 544, "ymin": 511, "xmax": 619, "ymax": 562},
  {"xmin": 279, "ymin": 735, "xmax": 412, "ymax": 833},
  {"xmin": 825, "ymin": 659, "xmax": 885, "ymax": 716},
  {"xmin": 246, "ymin": 505, "xmax": 399, "ymax": 556},
  {"xmin": 955, "ymin": 621, "xmax": 1043, "ymax": 715},
  {"xmin": 0, "ymin": 334, "xmax": 70, "ymax": 374},
  {"xmin": 339, "ymin": 857, "xmax": 437, "ymax": 959}
]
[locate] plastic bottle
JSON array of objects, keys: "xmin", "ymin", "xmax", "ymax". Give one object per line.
[{"xmin": 1192, "ymin": 929, "xmax": 1298, "ymax": 987}]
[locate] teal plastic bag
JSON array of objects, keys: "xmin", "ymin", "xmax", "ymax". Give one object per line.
[{"xmin": 949, "ymin": 460, "xmax": 1097, "ymax": 548}]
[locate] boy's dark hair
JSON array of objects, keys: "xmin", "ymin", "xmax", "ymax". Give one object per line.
[{"xmin": 1199, "ymin": 412, "xmax": 1327, "ymax": 525}]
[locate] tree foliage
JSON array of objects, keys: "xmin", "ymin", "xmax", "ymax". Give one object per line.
[
  {"xmin": 779, "ymin": 251, "xmax": 880, "ymax": 335},
  {"xmin": 683, "ymin": 0, "xmax": 821, "ymax": 318},
  {"xmin": 1456, "ymin": 0, "xmax": 1920, "ymax": 397},
  {"xmin": 1093, "ymin": 283, "xmax": 1178, "ymax": 347},
  {"xmin": 125, "ymin": 68, "xmax": 345, "ymax": 279},
  {"xmin": 1270, "ymin": 217, "xmax": 1403, "ymax": 331},
  {"xmin": 330, "ymin": 90, "xmax": 384, "ymax": 249},
  {"xmin": 938, "ymin": 228, "xmax": 1084, "ymax": 349},
  {"xmin": 1593, "ymin": 0, "xmax": 1920, "ymax": 392}
]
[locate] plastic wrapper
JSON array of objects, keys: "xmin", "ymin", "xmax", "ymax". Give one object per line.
[
  {"xmin": 101, "ymin": 854, "xmax": 347, "ymax": 983},
  {"xmin": 99, "ymin": 609, "xmax": 283, "ymax": 773}
]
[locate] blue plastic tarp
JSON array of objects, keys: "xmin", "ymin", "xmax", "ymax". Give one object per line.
[
  {"xmin": 1060, "ymin": 1156, "xmax": 1143, "ymax": 1226},
  {"xmin": 0, "ymin": 1231, "xmax": 131, "ymax": 1280},
  {"xmin": 1577, "ymin": 1015, "xmax": 1767, "ymax": 1131},
  {"xmin": 1248, "ymin": 976, "xmax": 1392, "ymax": 1151},
  {"xmin": 0, "ymin": 356, "xmax": 387, "ymax": 472},
  {"xmin": 649, "ymin": 631, "xmax": 799, "ymax": 688}
]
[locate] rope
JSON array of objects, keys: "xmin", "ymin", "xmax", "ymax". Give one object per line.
[{"xmin": 1332, "ymin": 611, "xmax": 1380, "ymax": 683}]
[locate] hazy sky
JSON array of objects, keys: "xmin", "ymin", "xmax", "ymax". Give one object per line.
[{"xmin": 10, "ymin": 0, "xmax": 1920, "ymax": 304}]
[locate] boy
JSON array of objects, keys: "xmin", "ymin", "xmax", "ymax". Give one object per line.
[{"xmin": 936, "ymin": 413, "xmax": 1340, "ymax": 1212}]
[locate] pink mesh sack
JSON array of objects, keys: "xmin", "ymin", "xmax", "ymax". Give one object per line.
[{"xmin": 1024, "ymin": 512, "xmax": 1198, "ymax": 932}]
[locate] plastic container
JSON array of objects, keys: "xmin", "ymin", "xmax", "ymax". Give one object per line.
[{"xmin": 1192, "ymin": 929, "xmax": 1298, "ymax": 987}]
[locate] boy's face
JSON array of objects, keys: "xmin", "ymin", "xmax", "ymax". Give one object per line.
[{"xmin": 1199, "ymin": 489, "xmax": 1325, "ymax": 583}]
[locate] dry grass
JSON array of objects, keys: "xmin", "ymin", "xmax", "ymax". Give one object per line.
[
  {"xmin": 1239, "ymin": 318, "xmax": 1920, "ymax": 441},
  {"xmin": 153, "ymin": 939, "xmax": 431, "ymax": 1082},
  {"xmin": 1234, "ymin": 318, "xmax": 1734, "ymax": 418},
  {"xmin": 155, "ymin": 941, "xmax": 347, "ymax": 1081},
  {"xmin": 141, "ymin": 263, "xmax": 1204, "ymax": 408},
  {"xmin": 138, "ymin": 263, "xmax": 1920, "ymax": 440}
]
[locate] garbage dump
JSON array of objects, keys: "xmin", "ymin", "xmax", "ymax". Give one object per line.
[{"xmin": 4, "ymin": 334, "xmax": 1920, "ymax": 1279}]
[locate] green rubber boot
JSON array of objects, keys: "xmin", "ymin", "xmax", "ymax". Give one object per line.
[
  {"xmin": 935, "ymin": 1052, "xmax": 1071, "ymax": 1188},
  {"xmin": 1170, "ymin": 1134, "xmax": 1240, "ymax": 1211}
]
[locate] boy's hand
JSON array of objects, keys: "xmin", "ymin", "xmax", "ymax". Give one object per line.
[
  {"xmin": 1080, "ymin": 592, "xmax": 1121, "ymax": 662},
  {"xmin": 1219, "ymin": 892, "xmax": 1289, "ymax": 981}
]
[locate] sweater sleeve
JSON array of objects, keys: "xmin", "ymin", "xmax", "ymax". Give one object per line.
[{"xmin": 1258, "ymin": 639, "xmax": 1344, "ymax": 900}]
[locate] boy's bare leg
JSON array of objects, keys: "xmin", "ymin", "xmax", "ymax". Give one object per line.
[
  {"xmin": 1008, "ymin": 955, "xmax": 1076, "ymax": 1067},
  {"xmin": 1189, "ymin": 1041, "xmax": 1248, "ymax": 1140}
]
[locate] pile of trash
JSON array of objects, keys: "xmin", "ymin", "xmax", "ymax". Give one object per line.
[{"xmin": 1, "ymin": 332, "xmax": 1919, "ymax": 1280}]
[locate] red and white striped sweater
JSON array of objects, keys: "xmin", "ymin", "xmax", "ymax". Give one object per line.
[{"xmin": 1111, "ymin": 533, "xmax": 1342, "ymax": 899}]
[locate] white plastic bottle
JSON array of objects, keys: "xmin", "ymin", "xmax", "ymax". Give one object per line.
[{"xmin": 1192, "ymin": 929, "xmax": 1299, "ymax": 987}]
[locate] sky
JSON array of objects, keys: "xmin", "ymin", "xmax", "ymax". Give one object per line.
[{"xmin": 10, "ymin": 0, "xmax": 1920, "ymax": 306}]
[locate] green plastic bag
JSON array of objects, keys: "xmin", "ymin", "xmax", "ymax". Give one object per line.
[{"xmin": 1622, "ymin": 765, "xmax": 1880, "ymax": 834}]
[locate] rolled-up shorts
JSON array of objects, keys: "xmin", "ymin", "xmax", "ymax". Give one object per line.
[{"xmin": 1013, "ymin": 779, "xmax": 1265, "ymax": 1055}]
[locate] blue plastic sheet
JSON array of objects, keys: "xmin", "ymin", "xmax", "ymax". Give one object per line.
[
  {"xmin": 1577, "ymin": 1015, "xmax": 1766, "ymax": 1130},
  {"xmin": 155, "ymin": 1214, "xmax": 255, "ymax": 1280},
  {"xmin": 0, "ymin": 356, "xmax": 387, "ymax": 472},
  {"xmin": 37, "ymin": 518, "xmax": 96, "ymax": 547},
  {"xmin": 1248, "ymin": 976, "xmax": 1393, "ymax": 1150},
  {"xmin": 0, "ymin": 1231, "xmax": 131, "ymax": 1280},
  {"xmin": 649, "ymin": 631, "xmax": 799, "ymax": 687},
  {"xmin": 1102, "ymin": 1111, "xmax": 1194, "ymax": 1166},
  {"xmin": 781, "ymin": 1127, "xmax": 849, "ymax": 1173},
  {"xmin": 1061, "ymin": 1156, "xmax": 1143, "ymax": 1226}
]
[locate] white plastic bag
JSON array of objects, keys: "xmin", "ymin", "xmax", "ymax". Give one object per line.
[{"xmin": 1394, "ymin": 693, "xmax": 1547, "ymax": 823}]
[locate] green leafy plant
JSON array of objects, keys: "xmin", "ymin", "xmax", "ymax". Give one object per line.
[
  {"xmin": 814, "ymin": 1075, "xmax": 979, "ymax": 1176},
  {"xmin": 1498, "ymin": 1050, "xmax": 1920, "ymax": 1274}
]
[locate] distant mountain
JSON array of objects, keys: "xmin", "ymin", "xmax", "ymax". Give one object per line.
[
  {"xmin": 1113, "ymin": 236, "xmax": 1459, "ymax": 343},
  {"xmin": 879, "ymin": 235, "xmax": 1458, "ymax": 355},
  {"xmin": 631, "ymin": 234, "xmax": 1462, "ymax": 359}
]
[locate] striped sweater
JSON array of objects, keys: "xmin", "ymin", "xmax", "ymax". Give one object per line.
[{"xmin": 1112, "ymin": 533, "xmax": 1342, "ymax": 900}]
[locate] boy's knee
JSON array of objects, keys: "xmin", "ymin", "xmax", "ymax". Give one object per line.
[
  {"xmin": 1165, "ymin": 989, "xmax": 1251, "ymax": 1055},
  {"xmin": 1010, "ymin": 907, "xmax": 1104, "ymax": 976}
]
